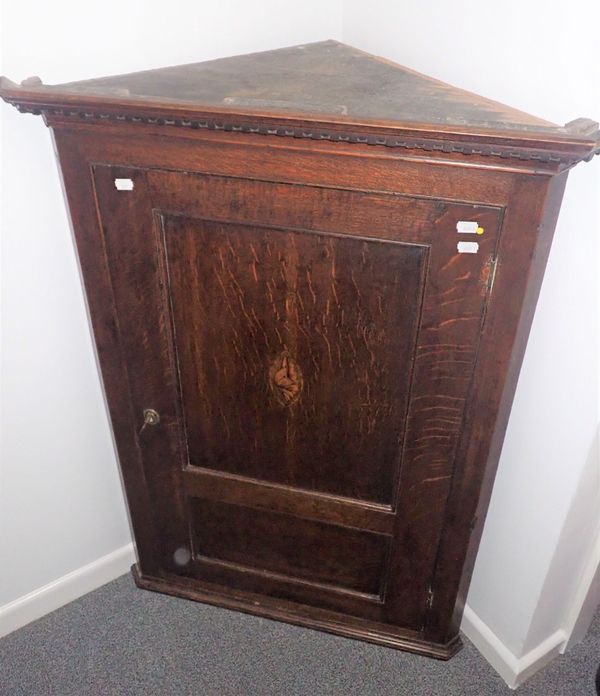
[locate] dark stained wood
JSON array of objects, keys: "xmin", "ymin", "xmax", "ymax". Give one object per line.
[
  {"xmin": 88, "ymin": 163, "xmax": 502, "ymax": 632},
  {"xmin": 131, "ymin": 564, "xmax": 462, "ymax": 658},
  {"xmin": 425, "ymin": 171, "xmax": 571, "ymax": 643},
  {"xmin": 183, "ymin": 467, "xmax": 395, "ymax": 535},
  {"xmin": 161, "ymin": 214, "xmax": 427, "ymax": 503},
  {"xmin": 191, "ymin": 498, "xmax": 390, "ymax": 596},
  {"xmin": 4, "ymin": 43, "xmax": 597, "ymax": 660}
]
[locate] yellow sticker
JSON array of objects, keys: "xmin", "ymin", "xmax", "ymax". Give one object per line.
[{"xmin": 476, "ymin": 226, "xmax": 485, "ymax": 235}]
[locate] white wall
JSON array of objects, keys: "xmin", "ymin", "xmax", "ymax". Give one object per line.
[
  {"xmin": 0, "ymin": 0, "xmax": 342, "ymax": 630},
  {"xmin": 344, "ymin": 0, "xmax": 600, "ymax": 685},
  {"xmin": 1, "ymin": 0, "xmax": 599, "ymax": 686}
]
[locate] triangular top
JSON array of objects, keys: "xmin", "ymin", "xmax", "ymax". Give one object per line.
[
  {"xmin": 2, "ymin": 41, "xmax": 598, "ymax": 165},
  {"xmin": 35, "ymin": 41, "xmax": 563, "ymax": 132}
]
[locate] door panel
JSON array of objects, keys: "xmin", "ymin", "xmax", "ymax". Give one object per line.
[
  {"xmin": 92, "ymin": 164, "xmax": 502, "ymax": 632},
  {"xmin": 191, "ymin": 498, "xmax": 389, "ymax": 597},
  {"xmin": 163, "ymin": 216, "xmax": 426, "ymax": 504}
]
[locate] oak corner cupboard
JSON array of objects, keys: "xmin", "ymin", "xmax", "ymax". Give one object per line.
[{"xmin": 3, "ymin": 40, "xmax": 598, "ymax": 659}]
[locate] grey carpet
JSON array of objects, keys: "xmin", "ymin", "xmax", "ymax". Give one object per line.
[{"xmin": 0, "ymin": 573, "xmax": 598, "ymax": 695}]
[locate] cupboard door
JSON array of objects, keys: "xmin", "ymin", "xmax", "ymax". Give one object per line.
[{"xmin": 93, "ymin": 165, "xmax": 502, "ymax": 633}]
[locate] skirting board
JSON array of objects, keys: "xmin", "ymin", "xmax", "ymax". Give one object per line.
[
  {"xmin": 561, "ymin": 520, "xmax": 600, "ymax": 651},
  {"xmin": 461, "ymin": 604, "xmax": 566, "ymax": 689},
  {"xmin": 0, "ymin": 542, "xmax": 135, "ymax": 639}
]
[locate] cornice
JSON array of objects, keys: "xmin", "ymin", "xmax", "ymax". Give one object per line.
[{"xmin": 2, "ymin": 77, "xmax": 599, "ymax": 169}]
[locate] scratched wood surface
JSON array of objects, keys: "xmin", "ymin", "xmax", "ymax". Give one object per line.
[
  {"xmin": 44, "ymin": 41, "xmax": 560, "ymax": 133},
  {"xmin": 163, "ymin": 216, "xmax": 425, "ymax": 504}
]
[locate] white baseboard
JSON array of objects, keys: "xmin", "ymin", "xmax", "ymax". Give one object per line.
[
  {"xmin": 561, "ymin": 520, "xmax": 600, "ymax": 652},
  {"xmin": 0, "ymin": 542, "xmax": 136, "ymax": 639},
  {"xmin": 461, "ymin": 604, "xmax": 566, "ymax": 689}
]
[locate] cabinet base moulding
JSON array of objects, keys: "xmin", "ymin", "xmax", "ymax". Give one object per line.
[{"xmin": 131, "ymin": 564, "xmax": 462, "ymax": 660}]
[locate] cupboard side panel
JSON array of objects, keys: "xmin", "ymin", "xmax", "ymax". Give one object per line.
[
  {"xmin": 50, "ymin": 129, "xmax": 160, "ymax": 575},
  {"xmin": 425, "ymin": 171, "xmax": 569, "ymax": 643}
]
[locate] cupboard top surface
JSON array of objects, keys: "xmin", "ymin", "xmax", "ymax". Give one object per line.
[
  {"xmin": 1, "ymin": 41, "xmax": 598, "ymax": 165},
  {"xmin": 4, "ymin": 41, "xmax": 562, "ymax": 130}
]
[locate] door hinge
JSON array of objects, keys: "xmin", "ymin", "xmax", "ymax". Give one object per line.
[
  {"xmin": 427, "ymin": 587, "xmax": 435, "ymax": 610},
  {"xmin": 480, "ymin": 256, "xmax": 498, "ymax": 330},
  {"xmin": 487, "ymin": 256, "xmax": 498, "ymax": 295}
]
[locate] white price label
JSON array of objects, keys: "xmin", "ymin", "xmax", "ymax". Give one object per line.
[
  {"xmin": 114, "ymin": 178, "xmax": 134, "ymax": 191},
  {"xmin": 457, "ymin": 241, "xmax": 479, "ymax": 254},
  {"xmin": 456, "ymin": 221, "xmax": 479, "ymax": 233}
]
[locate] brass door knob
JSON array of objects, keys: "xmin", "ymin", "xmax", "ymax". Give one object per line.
[{"xmin": 139, "ymin": 408, "xmax": 160, "ymax": 434}]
